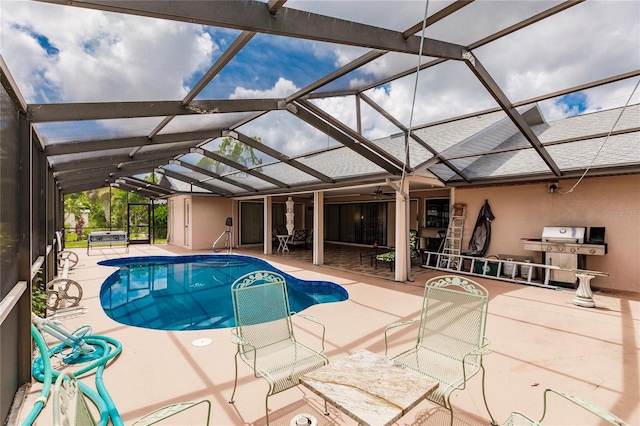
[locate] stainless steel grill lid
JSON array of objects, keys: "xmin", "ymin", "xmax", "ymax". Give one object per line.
[{"xmin": 541, "ymin": 226, "xmax": 586, "ymax": 243}]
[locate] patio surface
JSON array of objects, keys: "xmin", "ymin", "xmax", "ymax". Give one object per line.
[{"xmin": 14, "ymin": 243, "xmax": 640, "ymax": 426}]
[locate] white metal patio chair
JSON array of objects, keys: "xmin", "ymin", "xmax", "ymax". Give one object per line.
[
  {"xmin": 228, "ymin": 270, "xmax": 329, "ymax": 425},
  {"xmin": 53, "ymin": 371, "xmax": 212, "ymax": 425},
  {"xmin": 503, "ymin": 388, "xmax": 628, "ymax": 426},
  {"xmin": 384, "ymin": 275, "xmax": 497, "ymax": 426}
]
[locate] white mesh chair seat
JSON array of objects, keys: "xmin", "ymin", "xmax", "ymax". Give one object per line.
[{"xmin": 391, "ymin": 347, "xmax": 480, "ymax": 407}]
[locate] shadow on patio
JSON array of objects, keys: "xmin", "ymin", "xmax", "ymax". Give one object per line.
[{"xmin": 15, "ymin": 243, "xmax": 639, "ymax": 426}]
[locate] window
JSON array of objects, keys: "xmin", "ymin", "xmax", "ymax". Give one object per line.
[
  {"xmin": 240, "ymin": 202, "xmax": 264, "ymax": 244},
  {"xmin": 325, "ymin": 202, "xmax": 387, "ymax": 246},
  {"xmin": 425, "ymin": 198, "xmax": 449, "ymax": 228}
]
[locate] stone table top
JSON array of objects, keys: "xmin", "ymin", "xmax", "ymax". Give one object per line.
[{"xmin": 299, "ymin": 349, "xmax": 438, "ymax": 426}]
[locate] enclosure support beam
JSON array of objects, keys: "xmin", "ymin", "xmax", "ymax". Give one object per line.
[
  {"xmin": 264, "ymin": 196, "xmax": 273, "ymax": 255},
  {"xmin": 313, "ymin": 191, "xmax": 324, "ymax": 266}
]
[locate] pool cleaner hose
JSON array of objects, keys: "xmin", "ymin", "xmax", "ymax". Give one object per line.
[{"xmin": 23, "ymin": 316, "xmax": 124, "ymax": 426}]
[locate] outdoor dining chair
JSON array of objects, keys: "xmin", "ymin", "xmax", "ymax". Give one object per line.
[
  {"xmin": 503, "ymin": 388, "xmax": 628, "ymax": 425},
  {"xmin": 375, "ymin": 229, "xmax": 419, "ymax": 270},
  {"xmin": 384, "ymin": 275, "xmax": 497, "ymax": 426},
  {"xmin": 53, "ymin": 371, "xmax": 212, "ymax": 425},
  {"xmin": 229, "ymin": 270, "xmax": 329, "ymax": 425}
]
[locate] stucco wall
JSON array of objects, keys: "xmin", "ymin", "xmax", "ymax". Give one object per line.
[
  {"xmin": 455, "ymin": 175, "xmax": 639, "ymax": 293},
  {"xmin": 167, "ymin": 195, "xmax": 233, "ymax": 250}
]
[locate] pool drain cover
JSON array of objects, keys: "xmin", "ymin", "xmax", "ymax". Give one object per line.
[{"xmin": 192, "ymin": 338, "xmax": 212, "ymax": 347}]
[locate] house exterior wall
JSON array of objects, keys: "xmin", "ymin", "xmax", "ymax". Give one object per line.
[
  {"xmin": 176, "ymin": 175, "xmax": 638, "ymax": 294},
  {"xmin": 167, "ymin": 195, "xmax": 233, "ymax": 250},
  {"xmin": 455, "ymin": 175, "xmax": 639, "ymax": 294}
]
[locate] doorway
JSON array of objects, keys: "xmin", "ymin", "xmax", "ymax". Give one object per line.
[
  {"xmin": 127, "ymin": 203, "xmax": 151, "ymax": 244},
  {"xmin": 184, "ymin": 199, "xmax": 191, "ymax": 246}
]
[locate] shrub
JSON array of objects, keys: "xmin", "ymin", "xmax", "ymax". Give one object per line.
[{"xmin": 32, "ymin": 270, "xmax": 47, "ymax": 317}]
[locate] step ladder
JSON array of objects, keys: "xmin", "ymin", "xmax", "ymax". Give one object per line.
[{"xmin": 439, "ymin": 204, "xmax": 466, "ymax": 269}]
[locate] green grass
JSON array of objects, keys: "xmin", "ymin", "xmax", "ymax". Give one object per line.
[
  {"xmin": 66, "ymin": 240, "xmax": 87, "ymax": 248},
  {"xmin": 64, "ymin": 238, "xmax": 167, "ymax": 248}
]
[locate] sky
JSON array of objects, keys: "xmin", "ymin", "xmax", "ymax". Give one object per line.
[{"xmin": 1, "ymin": 0, "xmax": 639, "ymax": 159}]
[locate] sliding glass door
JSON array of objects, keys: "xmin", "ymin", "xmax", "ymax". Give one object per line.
[{"xmin": 324, "ymin": 202, "xmax": 387, "ymax": 246}]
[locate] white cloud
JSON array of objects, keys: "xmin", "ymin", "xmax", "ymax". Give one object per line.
[
  {"xmin": 1, "ymin": 1, "xmax": 216, "ymax": 102},
  {"xmin": 2, "ymin": 0, "xmax": 638, "ymax": 151},
  {"xmin": 227, "ymin": 78, "xmax": 334, "ymax": 155},
  {"xmin": 309, "ymin": 0, "xmax": 639, "ymax": 133},
  {"xmin": 229, "ymin": 77, "xmax": 298, "ymax": 99},
  {"xmin": 474, "ymin": 1, "xmax": 640, "ymax": 119}
]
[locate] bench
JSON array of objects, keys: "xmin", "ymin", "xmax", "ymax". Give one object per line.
[{"xmin": 87, "ymin": 231, "xmax": 129, "ymax": 255}]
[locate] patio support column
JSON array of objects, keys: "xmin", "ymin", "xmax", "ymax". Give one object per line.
[
  {"xmin": 264, "ymin": 195, "xmax": 272, "ymax": 255},
  {"xmin": 313, "ymin": 191, "xmax": 324, "ymax": 265},
  {"xmin": 17, "ymin": 114, "xmax": 33, "ymax": 385},
  {"xmin": 394, "ymin": 179, "xmax": 410, "ymax": 282}
]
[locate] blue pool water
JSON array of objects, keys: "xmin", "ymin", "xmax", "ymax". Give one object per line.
[{"xmin": 98, "ymin": 254, "xmax": 348, "ymax": 331}]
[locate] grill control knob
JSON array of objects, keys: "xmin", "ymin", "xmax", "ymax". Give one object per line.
[
  {"xmin": 590, "ymin": 249, "xmax": 596, "ymax": 254},
  {"xmin": 570, "ymin": 248, "xmax": 576, "ymax": 253},
  {"xmin": 546, "ymin": 246, "xmax": 553, "ymax": 251},
  {"xmin": 557, "ymin": 246, "xmax": 565, "ymax": 252}
]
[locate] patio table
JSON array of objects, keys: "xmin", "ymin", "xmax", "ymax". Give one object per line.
[
  {"xmin": 299, "ymin": 349, "xmax": 438, "ymax": 426},
  {"xmin": 276, "ymin": 234, "xmax": 291, "ymax": 252}
]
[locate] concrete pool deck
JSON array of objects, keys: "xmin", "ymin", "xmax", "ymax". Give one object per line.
[{"xmin": 13, "ymin": 243, "xmax": 640, "ymax": 425}]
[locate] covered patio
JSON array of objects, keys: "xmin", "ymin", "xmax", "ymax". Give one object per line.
[
  {"xmin": 1, "ymin": 1, "xmax": 639, "ymax": 424},
  {"xmin": 12, "ymin": 244, "xmax": 640, "ymax": 425}
]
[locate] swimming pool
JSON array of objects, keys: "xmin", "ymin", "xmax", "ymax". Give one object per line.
[{"xmin": 98, "ymin": 254, "xmax": 348, "ymax": 331}]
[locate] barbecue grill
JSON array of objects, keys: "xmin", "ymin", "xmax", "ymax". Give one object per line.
[{"xmin": 521, "ymin": 226, "xmax": 607, "ymax": 286}]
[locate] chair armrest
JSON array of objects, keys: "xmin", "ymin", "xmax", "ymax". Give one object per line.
[
  {"xmin": 231, "ymin": 329, "xmax": 262, "ymax": 375},
  {"xmin": 503, "ymin": 411, "xmax": 539, "ymax": 426},
  {"xmin": 230, "ymin": 329, "xmax": 249, "ymax": 346},
  {"xmin": 231, "ymin": 330, "xmax": 258, "ymax": 355},
  {"xmin": 541, "ymin": 389, "xmax": 628, "ymax": 425},
  {"xmin": 132, "ymin": 400, "xmax": 212, "ymax": 425},
  {"xmin": 458, "ymin": 336, "xmax": 492, "ymax": 386},
  {"xmin": 469, "ymin": 336, "xmax": 492, "ymax": 356},
  {"xmin": 384, "ymin": 320, "xmax": 417, "ymax": 357},
  {"xmin": 292, "ymin": 312, "xmax": 326, "ymax": 352}
]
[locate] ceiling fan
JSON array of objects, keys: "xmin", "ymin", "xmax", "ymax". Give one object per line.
[
  {"xmin": 358, "ymin": 186, "xmax": 394, "ymax": 199},
  {"xmin": 372, "ymin": 186, "xmax": 384, "ymax": 198}
]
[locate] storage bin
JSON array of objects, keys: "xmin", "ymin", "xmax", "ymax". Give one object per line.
[
  {"xmin": 453, "ymin": 203, "xmax": 466, "ymax": 216},
  {"xmin": 521, "ymin": 259, "xmax": 537, "ymax": 280},
  {"xmin": 474, "ymin": 258, "xmax": 499, "ymax": 276},
  {"xmin": 503, "ymin": 258, "xmax": 519, "ymax": 277}
]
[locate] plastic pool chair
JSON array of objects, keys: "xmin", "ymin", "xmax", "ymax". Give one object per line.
[
  {"xmin": 53, "ymin": 372, "xmax": 212, "ymax": 425},
  {"xmin": 503, "ymin": 388, "xmax": 628, "ymax": 426},
  {"xmin": 229, "ymin": 270, "xmax": 329, "ymax": 425},
  {"xmin": 384, "ymin": 275, "xmax": 497, "ymax": 426}
]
